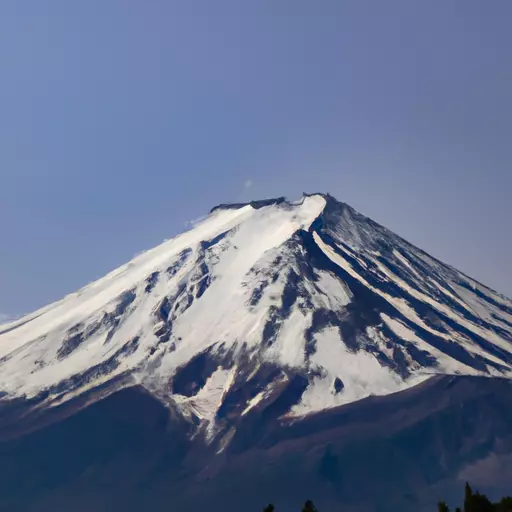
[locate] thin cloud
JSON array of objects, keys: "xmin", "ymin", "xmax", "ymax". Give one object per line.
[
  {"xmin": 244, "ymin": 179, "xmax": 253, "ymax": 189},
  {"xmin": 184, "ymin": 214, "xmax": 208, "ymax": 228},
  {"xmin": 0, "ymin": 313, "xmax": 13, "ymax": 325}
]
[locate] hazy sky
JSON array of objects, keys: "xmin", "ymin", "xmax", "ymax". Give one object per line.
[{"xmin": 1, "ymin": 1, "xmax": 511, "ymax": 316}]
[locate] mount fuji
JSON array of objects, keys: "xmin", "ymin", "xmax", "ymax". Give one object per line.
[{"xmin": 1, "ymin": 193, "xmax": 511, "ymax": 512}]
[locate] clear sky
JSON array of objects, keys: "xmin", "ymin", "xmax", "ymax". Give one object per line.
[{"xmin": 0, "ymin": 1, "xmax": 511, "ymax": 317}]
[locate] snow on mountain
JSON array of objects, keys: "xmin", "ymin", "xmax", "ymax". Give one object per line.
[{"xmin": 1, "ymin": 193, "xmax": 511, "ymax": 433}]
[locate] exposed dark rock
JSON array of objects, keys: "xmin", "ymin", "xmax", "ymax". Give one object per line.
[
  {"xmin": 210, "ymin": 197, "xmax": 287, "ymax": 213},
  {"xmin": 216, "ymin": 362, "xmax": 284, "ymax": 420},
  {"xmin": 114, "ymin": 290, "xmax": 137, "ymax": 316},
  {"xmin": 171, "ymin": 348, "xmax": 221, "ymax": 397},
  {"xmin": 247, "ymin": 279, "xmax": 269, "ymax": 306},
  {"xmin": 144, "ymin": 272, "xmax": 160, "ymax": 293},
  {"xmin": 57, "ymin": 331, "xmax": 85, "ymax": 360},
  {"xmin": 166, "ymin": 248, "xmax": 192, "ymax": 277},
  {"xmin": 53, "ymin": 337, "xmax": 139, "ymax": 397},
  {"xmin": 194, "ymin": 262, "xmax": 211, "ymax": 299},
  {"xmin": 333, "ymin": 377, "xmax": 344, "ymax": 394},
  {"xmin": 457, "ymin": 280, "xmax": 512, "ymax": 316}
]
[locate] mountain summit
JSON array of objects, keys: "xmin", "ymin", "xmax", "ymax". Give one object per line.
[
  {"xmin": 1, "ymin": 194, "xmax": 512, "ymax": 512},
  {"xmin": 0, "ymin": 193, "xmax": 511, "ymax": 427}
]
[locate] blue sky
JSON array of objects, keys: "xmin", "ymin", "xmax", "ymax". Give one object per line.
[{"xmin": 1, "ymin": 0, "xmax": 511, "ymax": 316}]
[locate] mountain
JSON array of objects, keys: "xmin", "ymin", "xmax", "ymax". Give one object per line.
[{"xmin": 0, "ymin": 193, "xmax": 511, "ymax": 512}]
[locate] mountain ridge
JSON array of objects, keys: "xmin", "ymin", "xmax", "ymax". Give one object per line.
[{"xmin": 0, "ymin": 193, "xmax": 511, "ymax": 441}]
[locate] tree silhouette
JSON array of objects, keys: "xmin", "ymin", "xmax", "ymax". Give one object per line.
[
  {"xmin": 259, "ymin": 482, "xmax": 511, "ymax": 512},
  {"xmin": 465, "ymin": 482, "xmax": 473, "ymax": 512},
  {"xmin": 438, "ymin": 501, "xmax": 450, "ymax": 512},
  {"xmin": 302, "ymin": 500, "xmax": 318, "ymax": 512},
  {"xmin": 437, "ymin": 481, "xmax": 512, "ymax": 512},
  {"xmin": 495, "ymin": 497, "xmax": 512, "ymax": 512}
]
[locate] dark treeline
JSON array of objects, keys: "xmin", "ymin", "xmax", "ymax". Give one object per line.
[
  {"xmin": 263, "ymin": 501, "xmax": 318, "ymax": 512},
  {"xmin": 261, "ymin": 483, "xmax": 512, "ymax": 512},
  {"xmin": 437, "ymin": 483, "xmax": 512, "ymax": 512}
]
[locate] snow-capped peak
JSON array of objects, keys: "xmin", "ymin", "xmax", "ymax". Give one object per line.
[{"xmin": 1, "ymin": 193, "xmax": 511, "ymax": 430}]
